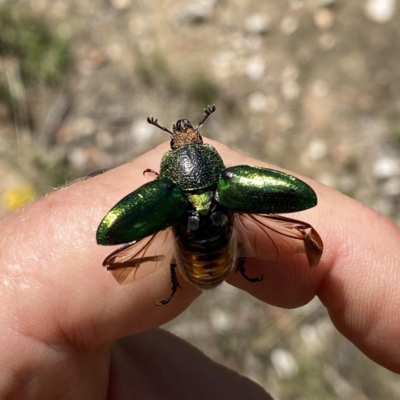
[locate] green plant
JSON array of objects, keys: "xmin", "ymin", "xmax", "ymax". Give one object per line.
[{"xmin": 0, "ymin": 6, "xmax": 71, "ymax": 86}]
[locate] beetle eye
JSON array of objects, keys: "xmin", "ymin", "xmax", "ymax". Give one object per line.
[{"xmin": 175, "ymin": 119, "xmax": 193, "ymax": 132}]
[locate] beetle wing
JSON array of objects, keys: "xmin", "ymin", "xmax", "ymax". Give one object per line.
[
  {"xmin": 103, "ymin": 229, "xmax": 174, "ymax": 284},
  {"xmin": 235, "ymin": 214, "xmax": 323, "ymax": 267},
  {"xmin": 97, "ymin": 178, "xmax": 186, "ymax": 246},
  {"xmin": 218, "ymin": 165, "xmax": 317, "ymax": 214}
]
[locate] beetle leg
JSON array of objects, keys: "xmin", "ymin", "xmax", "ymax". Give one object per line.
[
  {"xmin": 236, "ymin": 256, "xmax": 263, "ymax": 283},
  {"xmin": 156, "ymin": 263, "xmax": 181, "ymax": 306},
  {"xmin": 143, "ymin": 168, "xmax": 159, "ymax": 177}
]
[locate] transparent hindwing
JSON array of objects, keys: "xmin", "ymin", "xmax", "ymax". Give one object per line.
[
  {"xmin": 102, "ymin": 229, "xmax": 175, "ymax": 284},
  {"xmin": 234, "ymin": 213, "xmax": 323, "ymax": 267}
]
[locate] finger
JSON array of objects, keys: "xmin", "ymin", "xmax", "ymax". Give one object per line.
[
  {"xmin": 219, "ymin": 144, "xmax": 400, "ymax": 373},
  {"xmin": 3, "ymin": 139, "xmax": 400, "ymax": 375},
  {"xmin": 0, "ymin": 141, "xmax": 200, "ymax": 350},
  {"xmin": 109, "ymin": 329, "xmax": 273, "ymax": 400}
]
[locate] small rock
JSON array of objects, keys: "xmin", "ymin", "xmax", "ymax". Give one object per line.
[
  {"xmin": 69, "ymin": 147, "xmax": 89, "ymax": 169},
  {"xmin": 209, "ymin": 309, "xmax": 232, "ymax": 333},
  {"xmin": 314, "ymin": 8, "xmax": 335, "ymax": 30},
  {"xmin": 74, "ymin": 117, "xmax": 96, "ymax": 137},
  {"xmin": 110, "ymin": 0, "xmax": 132, "ymax": 10},
  {"xmin": 280, "ymin": 15, "xmax": 298, "ymax": 35},
  {"xmin": 173, "ymin": 2, "xmax": 213, "ymax": 25},
  {"xmin": 373, "ymin": 157, "xmax": 400, "ymax": 179},
  {"xmin": 131, "ymin": 120, "xmax": 155, "ymax": 144},
  {"xmin": 270, "ymin": 348, "xmax": 298, "ymax": 378},
  {"xmin": 365, "ymin": 0, "xmax": 396, "ymax": 23},
  {"xmin": 244, "ymin": 14, "xmax": 271, "ymax": 35},
  {"xmin": 246, "ymin": 57, "xmax": 265, "ymax": 80},
  {"xmin": 300, "ymin": 324, "xmax": 323, "ymax": 354},
  {"xmin": 248, "ymin": 92, "xmax": 267, "ymax": 112},
  {"xmin": 305, "ymin": 138, "xmax": 328, "ymax": 161}
]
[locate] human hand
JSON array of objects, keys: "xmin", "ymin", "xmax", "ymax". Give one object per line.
[{"xmin": 0, "ymin": 140, "xmax": 399, "ymax": 399}]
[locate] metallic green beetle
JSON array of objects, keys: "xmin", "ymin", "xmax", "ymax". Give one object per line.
[{"xmin": 97, "ymin": 105, "xmax": 323, "ymax": 305}]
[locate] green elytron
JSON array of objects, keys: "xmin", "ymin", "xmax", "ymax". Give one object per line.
[{"xmin": 97, "ymin": 105, "xmax": 323, "ymax": 305}]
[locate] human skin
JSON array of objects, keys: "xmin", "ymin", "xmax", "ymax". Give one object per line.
[{"xmin": 0, "ymin": 140, "xmax": 399, "ymax": 399}]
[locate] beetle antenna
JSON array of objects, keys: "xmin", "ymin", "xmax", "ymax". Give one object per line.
[
  {"xmin": 195, "ymin": 105, "xmax": 216, "ymax": 131},
  {"xmin": 147, "ymin": 116, "xmax": 174, "ymax": 135}
]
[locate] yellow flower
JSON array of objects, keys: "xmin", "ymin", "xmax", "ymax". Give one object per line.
[{"xmin": 2, "ymin": 184, "xmax": 36, "ymax": 211}]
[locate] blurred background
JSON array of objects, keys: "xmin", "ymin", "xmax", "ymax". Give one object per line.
[{"xmin": 1, "ymin": 0, "xmax": 400, "ymax": 398}]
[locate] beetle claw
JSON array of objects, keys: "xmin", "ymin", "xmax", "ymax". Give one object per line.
[
  {"xmin": 204, "ymin": 105, "xmax": 216, "ymax": 115},
  {"xmin": 236, "ymin": 257, "xmax": 263, "ymax": 283},
  {"xmin": 156, "ymin": 263, "xmax": 180, "ymax": 306},
  {"xmin": 143, "ymin": 168, "xmax": 159, "ymax": 177},
  {"xmin": 196, "ymin": 104, "xmax": 216, "ymax": 130}
]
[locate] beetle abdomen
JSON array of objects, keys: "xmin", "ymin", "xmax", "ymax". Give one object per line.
[
  {"xmin": 174, "ymin": 226, "xmax": 237, "ymax": 289},
  {"xmin": 172, "ymin": 203, "xmax": 237, "ymax": 289}
]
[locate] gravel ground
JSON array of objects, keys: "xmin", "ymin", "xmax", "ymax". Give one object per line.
[{"xmin": 1, "ymin": 0, "xmax": 400, "ymax": 398}]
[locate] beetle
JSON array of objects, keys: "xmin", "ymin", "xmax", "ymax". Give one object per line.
[{"xmin": 96, "ymin": 105, "xmax": 323, "ymax": 305}]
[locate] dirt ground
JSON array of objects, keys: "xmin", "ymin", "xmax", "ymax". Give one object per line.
[{"xmin": 1, "ymin": 0, "xmax": 400, "ymax": 398}]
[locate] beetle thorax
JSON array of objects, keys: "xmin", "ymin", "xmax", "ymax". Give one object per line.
[{"xmin": 159, "ymin": 144, "xmax": 225, "ymax": 193}]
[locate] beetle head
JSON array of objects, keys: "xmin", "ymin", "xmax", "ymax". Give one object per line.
[
  {"xmin": 171, "ymin": 119, "xmax": 203, "ymax": 149},
  {"xmin": 147, "ymin": 106, "xmax": 216, "ymax": 150},
  {"xmin": 174, "ymin": 119, "xmax": 193, "ymax": 132}
]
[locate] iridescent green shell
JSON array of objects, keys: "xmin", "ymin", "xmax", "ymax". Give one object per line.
[
  {"xmin": 96, "ymin": 179, "xmax": 186, "ymax": 245},
  {"xmin": 160, "ymin": 144, "xmax": 225, "ymax": 192},
  {"xmin": 217, "ymin": 165, "xmax": 317, "ymax": 214}
]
